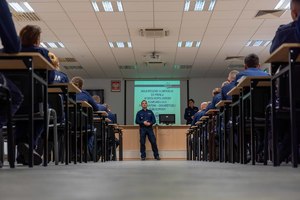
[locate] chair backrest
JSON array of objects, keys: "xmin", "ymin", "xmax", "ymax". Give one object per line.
[{"xmin": 48, "ymin": 93, "xmax": 64, "ymax": 123}]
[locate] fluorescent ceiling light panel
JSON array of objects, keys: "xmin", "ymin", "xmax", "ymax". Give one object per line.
[
  {"xmin": 185, "ymin": 41, "xmax": 193, "ymax": 47},
  {"xmin": 184, "ymin": 0, "xmax": 191, "ymax": 11},
  {"xmin": 208, "ymin": 0, "xmax": 216, "ymax": 11},
  {"xmin": 116, "ymin": 42, "xmax": 125, "ymax": 48},
  {"xmin": 9, "ymin": 2, "xmax": 34, "ymax": 13},
  {"xmin": 128, "ymin": 42, "xmax": 132, "ymax": 48},
  {"xmin": 109, "ymin": 41, "xmax": 132, "ymax": 48},
  {"xmin": 92, "ymin": 1, "xmax": 100, "ymax": 11},
  {"xmin": 102, "ymin": 1, "xmax": 113, "ymax": 12},
  {"xmin": 274, "ymin": 0, "xmax": 290, "ymax": 10},
  {"xmin": 40, "ymin": 42, "xmax": 65, "ymax": 49},
  {"xmin": 196, "ymin": 41, "xmax": 201, "ymax": 47},
  {"xmin": 245, "ymin": 40, "xmax": 271, "ymax": 47},
  {"xmin": 195, "ymin": 0, "xmax": 205, "ymax": 11},
  {"xmin": 178, "ymin": 41, "xmax": 182, "ymax": 47},
  {"xmin": 117, "ymin": 1, "xmax": 123, "ymax": 12}
]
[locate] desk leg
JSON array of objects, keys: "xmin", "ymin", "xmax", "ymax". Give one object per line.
[{"xmin": 289, "ymin": 50, "xmax": 299, "ymax": 168}]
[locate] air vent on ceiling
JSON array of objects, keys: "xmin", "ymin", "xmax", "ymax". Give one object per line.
[
  {"xmin": 225, "ymin": 56, "xmax": 244, "ymax": 61},
  {"xmin": 255, "ymin": 10, "xmax": 286, "ymax": 19},
  {"xmin": 119, "ymin": 65, "xmax": 137, "ymax": 70},
  {"xmin": 227, "ymin": 64, "xmax": 244, "ymax": 69},
  {"xmin": 12, "ymin": 12, "xmax": 40, "ymax": 21},
  {"xmin": 139, "ymin": 28, "xmax": 169, "ymax": 38},
  {"xmin": 174, "ymin": 65, "xmax": 192, "ymax": 70},
  {"xmin": 59, "ymin": 57, "xmax": 77, "ymax": 63},
  {"xmin": 63, "ymin": 66, "xmax": 83, "ymax": 70}
]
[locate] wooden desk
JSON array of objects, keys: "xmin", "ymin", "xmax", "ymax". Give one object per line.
[
  {"xmin": 237, "ymin": 76, "xmax": 271, "ymax": 88},
  {"xmin": 216, "ymin": 100, "xmax": 232, "ymax": 108},
  {"xmin": 205, "ymin": 109, "xmax": 219, "ymax": 115},
  {"xmin": 48, "ymin": 83, "xmax": 80, "ymax": 93},
  {"xmin": 0, "ymin": 53, "xmax": 54, "ymax": 167},
  {"xmin": 119, "ymin": 125, "xmax": 189, "ymax": 160},
  {"xmin": 227, "ymin": 86, "xmax": 241, "ymax": 96},
  {"xmin": 265, "ymin": 43, "xmax": 300, "ymax": 168}
]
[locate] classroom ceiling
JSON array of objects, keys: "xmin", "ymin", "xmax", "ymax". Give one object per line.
[{"xmin": 6, "ymin": 0, "xmax": 291, "ymax": 79}]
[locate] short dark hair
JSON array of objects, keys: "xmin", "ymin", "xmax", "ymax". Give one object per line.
[
  {"xmin": 244, "ymin": 53, "xmax": 259, "ymax": 68},
  {"xmin": 19, "ymin": 25, "xmax": 41, "ymax": 46},
  {"xmin": 188, "ymin": 99, "xmax": 194, "ymax": 103}
]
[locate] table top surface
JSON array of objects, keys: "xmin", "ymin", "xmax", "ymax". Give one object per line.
[
  {"xmin": 48, "ymin": 83, "xmax": 81, "ymax": 93},
  {"xmin": 265, "ymin": 43, "xmax": 300, "ymax": 63},
  {"xmin": 0, "ymin": 52, "xmax": 55, "ymax": 70},
  {"xmin": 216, "ymin": 100, "xmax": 232, "ymax": 108}
]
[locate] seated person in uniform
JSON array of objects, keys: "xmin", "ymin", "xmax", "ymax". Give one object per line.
[
  {"xmin": 191, "ymin": 102, "xmax": 208, "ymax": 126},
  {"xmin": 92, "ymin": 95, "xmax": 108, "ymax": 112},
  {"xmin": 19, "ymin": 25, "xmax": 55, "ymax": 84},
  {"xmin": 221, "ymin": 70, "xmax": 239, "ymax": 100},
  {"xmin": 0, "ymin": 0, "xmax": 23, "ymax": 130},
  {"xmin": 270, "ymin": 0, "xmax": 300, "ymax": 54},
  {"xmin": 48, "ymin": 52, "xmax": 69, "ymax": 83}
]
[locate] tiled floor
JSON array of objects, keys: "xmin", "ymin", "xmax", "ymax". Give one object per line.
[{"xmin": 0, "ymin": 161, "xmax": 299, "ymax": 200}]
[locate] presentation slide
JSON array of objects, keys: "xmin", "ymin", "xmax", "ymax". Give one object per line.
[{"xmin": 134, "ymin": 80, "xmax": 181, "ymax": 124}]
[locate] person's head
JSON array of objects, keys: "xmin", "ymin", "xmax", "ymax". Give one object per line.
[
  {"xmin": 19, "ymin": 25, "xmax": 41, "ymax": 46},
  {"xmin": 212, "ymin": 88, "xmax": 221, "ymax": 96},
  {"xmin": 48, "ymin": 52, "xmax": 60, "ymax": 70},
  {"xmin": 141, "ymin": 100, "xmax": 148, "ymax": 110},
  {"xmin": 92, "ymin": 95, "xmax": 101, "ymax": 103},
  {"xmin": 244, "ymin": 53, "xmax": 260, "ymax": 69},
  {"xmin": 71, "ymin": 76, "xmax": 84, "ymax": 89},
  {"xmin": 291, "ymin": 0, "xmax": 300, "ymax": 21},
  {"xmin": 227, "ymin": 70, "xmax": 239, "ymax": 82},
  {"xmin": 200, "ymin": 102, "xmax": 208, "ymax": 110},
  {"xmin": 188, "ymin": 99, "xmax": 195, "ymax": 107}
]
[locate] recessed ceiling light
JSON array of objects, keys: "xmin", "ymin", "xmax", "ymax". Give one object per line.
[
  {"xmin": 245, "ymin": 40, "xmax": 271, "ymax": 47},
  {"xmin": 274, "ymin": 0, "xmax": 290, "ymax": 10},
  {"xmin": 9, "ymin": 2, "xmax": 34, "ymax": 13},
  {"xmin": 184, "ymin": 0, "xmax": 216, "ymax": 12},
  {"xmin": 178, "ymin": 41, "xmax": 201, "ymax": 48},
  {"xmin": 195, "ymin": 0, "xmax": 205, "ymax": 11},
  {"xmin": 109, "ymin": 41, "xmax": 132, "ymax": 48},
  {"xmin": 92, "ymin": 1, "xmax": 124, "ymax": 12},
  {"xmin": 40, "ymin": 42, "xmax": 65, "ymax": 49}
]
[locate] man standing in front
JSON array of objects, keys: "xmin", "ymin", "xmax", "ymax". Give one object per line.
[{"xmin": 135, "ymin": 100, "xmax": 160, "ymax": 161}]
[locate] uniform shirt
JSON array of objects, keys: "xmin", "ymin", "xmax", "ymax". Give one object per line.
[
  {"xmin": 107, "ymin": 111, "xmax": 117, "ymax": 124},
  {"xmin": 49, "ymin": 70, "xmax": 69, "ymax": 84},
  {"xmin": 135, "ymin": 109, "xmax": 156, "ymax": 127},
  {"xmin": 270, "ymin": 20, "xmax": 300, "ymax": 54},
  {"xmin": 221, "ymin": 82, "xmax": 235, "ymax": 100},
  {"xmin": 184, "ymin": 106, "xmax": 199, "ymax": 125},
  {"xmin": 21, "ymin": 45, "xmax": 56, "ymax": 84},
  {"xmin": 97, "ymin": 103, "xmax": 108, "ymax": 112},
  {"xmin": 191, "ymin": 110, "xmax": 206, "ymax": 126},
  {"xmin": 76, "ymin": 90, "xmax": 99, "ymax": 112},
  {"xmin": 0, "ymin": 0, "xmax": 21, "ymax": 53},
  {"xmin": 232, "ymin": 68, "xmax": 269, "ymax": 86},
  {"xmin": 204, "ymin": 93, "xmax": 222, "ymax": 112}
]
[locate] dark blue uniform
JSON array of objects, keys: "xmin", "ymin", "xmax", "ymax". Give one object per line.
[
  {"xmin": 205, "ymin": 93, "xmax": 222, "ymax": 111},
  {"xmin": 270, "ymin": 20, "xmax": 300, "ymax": 53},
  {"xmin": 0, "ymin": 0, "xmax": 23, "ymax": 128},
  {"xmin": 184, "ymin": 106, "xmax": 198, "ymax": 125},
  {"xmin": 50, "ymin": 70, "xmax": 69, "ymax": 84},
  {"xmin": 191, "ymin": 110, "xmax": 206, "ymax": 126},
  {"xmin": 76, "ymin": 90, "xmax": 100, "ymax": 112},
  {"xmin": 221, "ymin": 82, "xmax": 235, "ymax": 100},
  {"xmin": 97, "ymin": 103, "xmax": 108, "ymax": 112},
  {"xmin": 21, "ymin": 45, "xmax": 56, "ymax": 84},
  {"xmin": 135, "ymin": 109, "xmax": 159, "ymax": 159},
  {"xmin": 232, "ymin": 68, "xmax": 269, "ymax": 86}
]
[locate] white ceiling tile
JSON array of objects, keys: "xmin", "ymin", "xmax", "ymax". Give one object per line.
[
  {"xmin": 154, "ymin": 2, "xmax": 184, "ymax": 12},
  {"xmin": 122, "ymin": 2, "xmax": 153, "ymax": 12}
]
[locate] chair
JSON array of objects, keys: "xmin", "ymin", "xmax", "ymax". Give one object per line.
[{"xmin": 0, "ymin": 84, "xmax": 14, "ymax": 168}]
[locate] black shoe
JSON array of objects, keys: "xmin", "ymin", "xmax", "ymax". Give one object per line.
[
  {"xmin": 155, "ymin": 156, "xmax": 161, "ymax": 160},
  {"xmin": 141, "ymin": 157, "xmax": 146, "ymax": 161},
  {"xmin": 17, "ymin": 143, "xmax": 42, "ymax": 165}
]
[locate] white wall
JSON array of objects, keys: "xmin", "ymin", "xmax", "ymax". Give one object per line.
[
  {"xmin": 84, "ymin": 78, "xmax": 224, "ymax": 125},
  {"xmin": 84, "ymin": 79, "xmax": 125, "ymax": 124}
]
